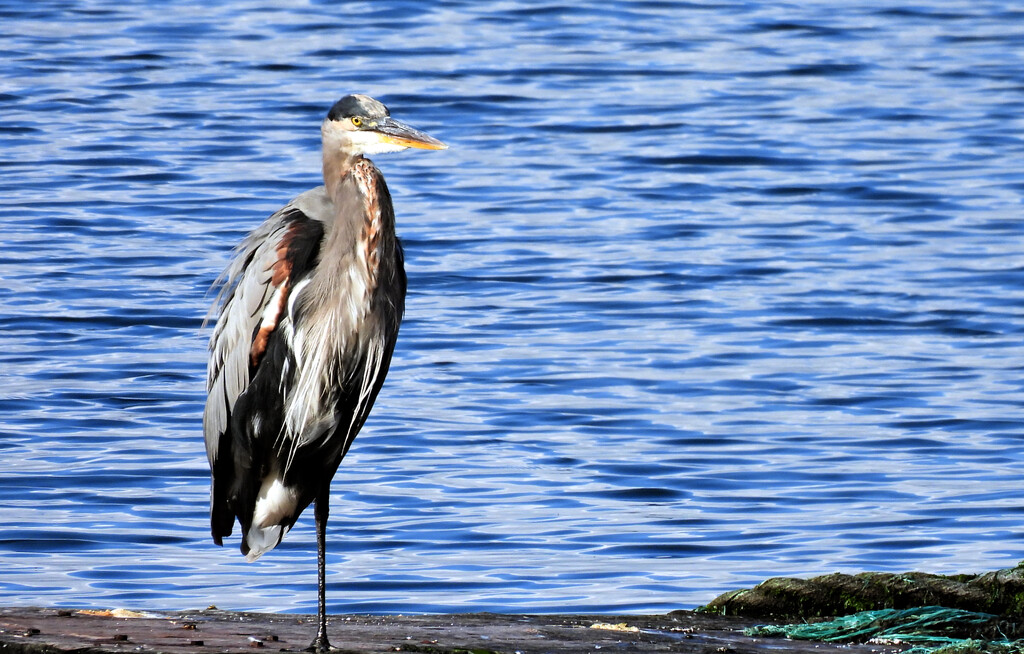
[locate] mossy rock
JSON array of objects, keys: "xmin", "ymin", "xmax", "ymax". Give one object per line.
[{"xmin": 699, "ymin": 562, "xmax": 1024, "ymax": 619}]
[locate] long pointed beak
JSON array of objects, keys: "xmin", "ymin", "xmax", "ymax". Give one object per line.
[{"xmin": 375, "ymin": 116, "xmax": 448, "ymax": 150}]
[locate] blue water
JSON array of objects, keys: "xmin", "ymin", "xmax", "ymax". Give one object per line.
[{"xmin": 1, "ymin": 0, "xmax": 1023, "ymax": 615}]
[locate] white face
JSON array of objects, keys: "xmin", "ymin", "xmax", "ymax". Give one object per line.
[
  {"xmin": 351, "ymin": 130, "xmax": 410, "ymax": 155},
  {"xmin": 321, "ymin": 116, "xmax": 409, "ymax": 157}
]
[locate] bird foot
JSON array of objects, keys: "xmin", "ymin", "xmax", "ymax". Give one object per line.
[{"xmin": 306, "ymin": 633, "xmax": 333, "ymax": 653}]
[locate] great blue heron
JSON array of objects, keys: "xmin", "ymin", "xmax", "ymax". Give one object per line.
[{"xmin": 203, "ymin": 94, "xmax": 446, "ymax": 652}]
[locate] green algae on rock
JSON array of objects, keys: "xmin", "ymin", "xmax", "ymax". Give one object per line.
[{"xmin": 746, "ymin": 606, "xmax": 1017, "ymax": 643}]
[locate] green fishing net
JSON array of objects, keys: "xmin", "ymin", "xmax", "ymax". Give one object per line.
[{"xmin": 746, "ymin": 606, "xmax": 1024, "ymax": 654}]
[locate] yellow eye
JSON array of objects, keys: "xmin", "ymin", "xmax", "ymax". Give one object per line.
[{"xmin": 351, "ymin": 117, "xmax": 363, "ymax": 127}]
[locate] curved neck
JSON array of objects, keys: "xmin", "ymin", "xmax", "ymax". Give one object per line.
[
  {"xmin": 323, "ymin": 150, "xmax": 360, "ymax": 202},
  {"xmin": 321, "ymin": 120, "xmax": 362, "ymax": 202}
]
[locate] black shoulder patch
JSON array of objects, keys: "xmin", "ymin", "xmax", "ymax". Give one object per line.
[{"xmin": 273, "ymin": 210, "xmax": 325, "ymax": 287}]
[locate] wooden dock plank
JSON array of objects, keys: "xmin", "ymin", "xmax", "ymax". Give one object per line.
[{"xmin": 0, "ymin": 607, "xmax": 901, "ymax": 654}]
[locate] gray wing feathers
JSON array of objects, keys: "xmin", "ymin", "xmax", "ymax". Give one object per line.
[{"xmin": 203, "ymin": 188, "xmax": 329, "ymax": 464}]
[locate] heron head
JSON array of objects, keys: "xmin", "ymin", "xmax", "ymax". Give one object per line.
[{"xmin": 322, "ymin": 94, "xmax": 447, "ymax": 156}]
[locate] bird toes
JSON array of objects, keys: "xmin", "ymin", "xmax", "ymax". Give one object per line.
[{"xmin": 305, "ymin": 634, "xmax": 333, "ymax": 653}]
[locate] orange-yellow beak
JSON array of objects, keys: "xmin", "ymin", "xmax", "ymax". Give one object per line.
[{"xmin": 376, "ymin": 116, "xmax": 447, "ymax": 150}]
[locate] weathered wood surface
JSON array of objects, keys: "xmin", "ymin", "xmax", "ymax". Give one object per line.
[{"xmin": 0, "ymin": 606, "xmax": 902, "ymax": 654}]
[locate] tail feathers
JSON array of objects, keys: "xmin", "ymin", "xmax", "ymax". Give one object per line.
[
  {"xmin": 241, "ymin": 473, "xmax": 300, "ymax": 562},
  {"xmin": 243, "ymin": 523, "xmax": 290, "ymax": 561}
]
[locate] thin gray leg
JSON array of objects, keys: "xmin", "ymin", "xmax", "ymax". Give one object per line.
[{"xmin": 307, "ymin": 488, "xmax": 331, "ymax": 653}]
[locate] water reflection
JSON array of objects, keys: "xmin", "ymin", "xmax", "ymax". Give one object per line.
[{"xmin": 0, "ymin": 0, "xmax": 1022, "ymax": 614}]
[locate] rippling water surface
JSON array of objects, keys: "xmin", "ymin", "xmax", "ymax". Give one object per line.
[{"xmin": 1, "ymin": 0, "xmax": 1023, "ymax": 614}]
